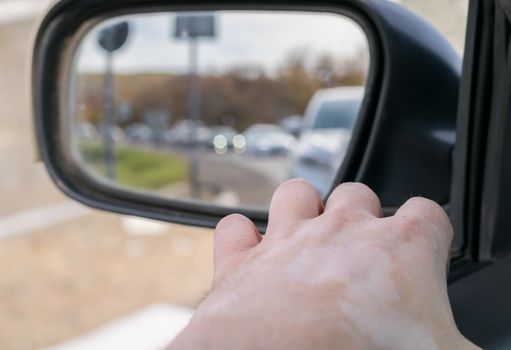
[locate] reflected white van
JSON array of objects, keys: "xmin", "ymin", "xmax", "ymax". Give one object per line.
[{"xmin": 292, "ymin": 86, "xmax": 364, "ymax": 194}]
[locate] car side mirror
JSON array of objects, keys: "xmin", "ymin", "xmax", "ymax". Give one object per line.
[{"xmin": 32, "ymin": 0, "xmax": 460, "ymax": 229}]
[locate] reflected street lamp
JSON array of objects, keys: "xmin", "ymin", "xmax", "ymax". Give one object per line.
[{"xmin": 97, "ymin": 21, "xmax": 130, "ymax": 180}]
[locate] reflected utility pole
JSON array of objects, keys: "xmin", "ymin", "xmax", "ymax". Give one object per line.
[
  {"xmin": 174, "ymin": 13, "xmax": 216, "ymax": 199},
  {"xmin": 188, "ymin": 36, "xmax": 200, "ymax": 198},
  {"xmin": 97, "ymin": 22, "xmax": 130, "ymax": 180},
  {"xmin": 102, "ymin": 52, "xmax": 116, "ymax": 179}
]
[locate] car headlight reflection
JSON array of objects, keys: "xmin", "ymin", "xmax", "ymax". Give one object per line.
[
  {"xmin": 213, "ymin": 134, "xmax": 228, "ymax": 155},
  {"xmin": 233, "ymin": 134, "xmax": 246, "ymax": 154}
]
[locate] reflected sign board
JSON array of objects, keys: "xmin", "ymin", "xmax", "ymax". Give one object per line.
[{"xmin": 174, "ymin": 13, "xmax": 216, "ymax": 38}]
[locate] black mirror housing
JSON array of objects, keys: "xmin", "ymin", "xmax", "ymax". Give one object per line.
[{"xmin": 32, "ymin": 0, "xmax": 460, "ymax": 230}]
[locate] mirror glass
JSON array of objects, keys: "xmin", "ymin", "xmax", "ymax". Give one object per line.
[{"xmin": 69, "ymin": 10, "xmax": 370, "ymax": 210}]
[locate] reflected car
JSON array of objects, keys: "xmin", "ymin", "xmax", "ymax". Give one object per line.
[
  {"xmin": 124, "ymin": 123, "xmax": 152, "ymax": 144},
  {"xmin": 76, "ymin": 122, "xmax": 98, "ymax": 140},
  {"xmin": 292, "ymin": 86, "xmax": 364, "ymax": 194},
  {"xmin": 243, "ymin": 124, "xmax": 296, "ymax": 156},
  {"xmin": 280, "ymin": 115, "xmax": 303, "ymax": 138},
  {"xmin": 97, "ymin": 125, "xmax": 126, "ymax": 144},
  {"xmin": 164, "ymin": 120, "xmax": 210, "ymax": 147}
]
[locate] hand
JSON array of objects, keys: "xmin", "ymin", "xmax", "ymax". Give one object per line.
[{"xmin": 169, "ymin": 180, "xmax": 480, "ymax": 350}]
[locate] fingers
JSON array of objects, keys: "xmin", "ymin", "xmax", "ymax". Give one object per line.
[
  {"xmin": 213, "ymin": 214, "xmax": 261, "ymax": 285},
  {"xmin": 323, "ymin": 182, "xmax": 382, "ymax": 221},
  {"xmin": 267, "ymin": 179, "xmax": 324, "ymax": 235},
  {"xmin": 393, "ymin": 197, "xmax": 453, "ymax": 259}
]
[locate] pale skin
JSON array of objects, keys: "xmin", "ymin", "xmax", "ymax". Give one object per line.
[{"xmin": 169, "ymin": 180, "xmax": 481, "ymax": 350}]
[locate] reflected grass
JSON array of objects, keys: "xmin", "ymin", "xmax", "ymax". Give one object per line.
[{"xmin": 79, "ymin": 141, "xmax": 189, "ymax": 190}]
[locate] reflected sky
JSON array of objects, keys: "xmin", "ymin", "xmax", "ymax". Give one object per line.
[{"xmin": 76, "ymin": 11, "xmax": 368, "ymax": 75}]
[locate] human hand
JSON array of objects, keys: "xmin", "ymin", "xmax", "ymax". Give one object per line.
[{"xmin": 170, "ymin": 180, "xmax": 480, "ymax": 350}]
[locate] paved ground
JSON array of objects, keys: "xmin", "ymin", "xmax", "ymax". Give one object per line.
[
  {"xmin": 197, "ymin": 153, "xmax": 291, "ymax": 208},
  {"xmin": 45, "ymin": 305, "xmax": 194, "ymax": 350},
  {"xmin": 0, "ymin": 212, "xmax": 213, "ymax": 350}
]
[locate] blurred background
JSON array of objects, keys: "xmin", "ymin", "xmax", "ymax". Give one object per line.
[
  {"xmin": 0, "ymin": 0, "xmax": 468, "ymax": 349},
  {"xmin": 72, "ymin": 10, "xmax": 370, "ymax": 208}
]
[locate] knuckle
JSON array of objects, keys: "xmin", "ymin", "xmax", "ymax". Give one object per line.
[
  {"xmin": 331, "ymin": 182, "xmax": 374, "ymax": 196},
  {"xmin": 395, "ymin": 214, "xmax": 424, "ymax": 240},
  {"xmin": 271, "ymin": 179, "xmax": 321, "ymax": 210},
  {"xmin": 394, "ymin": 211, "xmax": 453, "ymax": 256},
  {"xmin": 402, "ymin": 197, "xmax": 452, "ymax": 238},
  {"xmin": 277, "ymin": 178, "xmax": 316, "ymax": 194},
  {"xmin": 393, "ymin": 220, "xmax": 441, "ymax": 255},
  {"xmin": 318, "ymin": 209, "xmax": 373, "ymax": 235},
  {"xmin": 404, "ymin": 197, "xmax": 445, "ymax": 218},
  {"xmin": 328, "ymin": 182, "xmax": 381, "ymax": 216},
  {"xmin": 323, "ymin": 206, "xmax": 370, "ymax": 224},
  {"xmin": 215, "ymin": 213, "xmax": 247, "ymax": 232}
]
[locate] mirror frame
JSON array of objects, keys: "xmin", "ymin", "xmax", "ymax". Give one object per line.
[
  {"xmin": 61, "ymin": 8, "xmax": 374, "ymax": 218},
  {"xmin": 32, "ymin": 0, "xmax": 460, "ymax": 233}
]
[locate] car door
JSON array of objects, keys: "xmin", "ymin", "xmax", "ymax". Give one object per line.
[{"xmin": 448, "ymin": 0, "xmax": 511, "ymax": 348}]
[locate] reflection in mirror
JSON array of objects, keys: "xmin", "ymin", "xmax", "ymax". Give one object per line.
[{"xmin": 69, "ymin": 10, "xmax": 370, "ymax": 210}]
